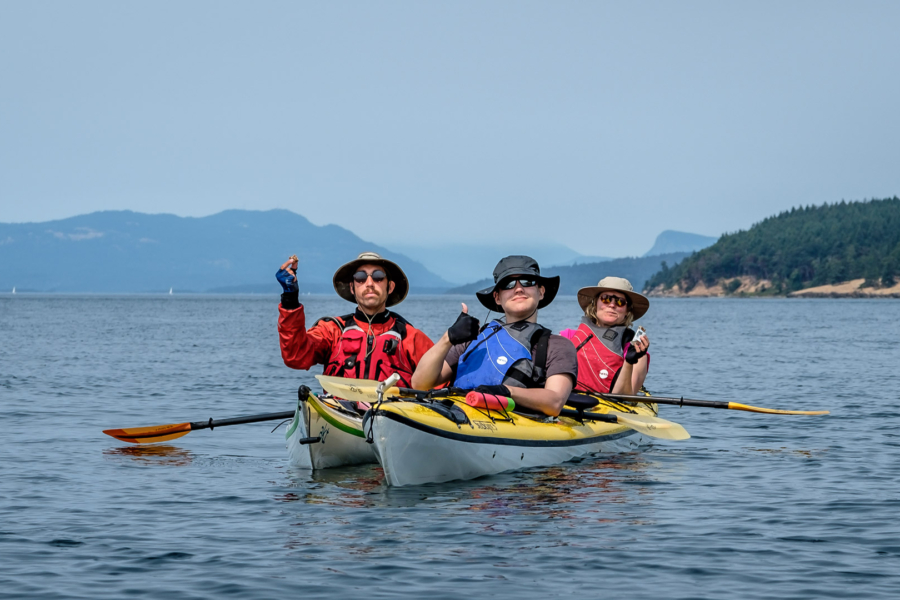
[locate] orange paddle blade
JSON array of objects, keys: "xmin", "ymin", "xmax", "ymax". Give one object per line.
[{"xmin": 103, "ymin": 422, "xmax": 193, "ymax": 444}]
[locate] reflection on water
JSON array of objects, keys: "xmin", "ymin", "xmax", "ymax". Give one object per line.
[
  {"xmin": 744, "ymin": 446, "xmax": 828, "ymax": 459},
  {"xmin": 273, "ymin": 451, "xmax": 668, "ymax": 554},
  {"xmin": 102, "ymin": 444, "xmax": 194, "ymax": 466},
  {"xmin": 276, "ymin": 450, "xmax": 660, "ymax": 518}
]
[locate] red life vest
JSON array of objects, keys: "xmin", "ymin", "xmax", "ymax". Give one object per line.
[
  {"xmin": 569, "ymin": 322, "xmax": 627, "ymax": 394},
  {"xmin": 317, "ymin": 312, "xmax": 415, "ymax": 387}
]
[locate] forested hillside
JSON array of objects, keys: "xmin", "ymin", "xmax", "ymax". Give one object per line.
[{"xmin": 645, "ymin": 197, "xmax": 900, "ymax": 294}]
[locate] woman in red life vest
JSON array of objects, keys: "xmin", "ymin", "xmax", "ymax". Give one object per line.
[
  {"xmin": 559, "ymin": 277, "xmax": 650, "ymax": 396},
  {"xmin": 276, "ymin": 252, "xmax": 434, "ymax": 389}
]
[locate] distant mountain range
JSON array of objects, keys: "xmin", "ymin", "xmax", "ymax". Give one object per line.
[
  {"xmin": 390, "ymin": 230, "xmax": 715, "ymax": 285},
  {"xmin": 446, "ymin": 252, "xmax": 691, "ymax": 296},
  {"xmin": 0, "ymin": 210, "xmax": 452, "ymax": 293},
  {"xmin": 0, "ymin": 210, "xmax": 717, "ymax": 294},
  {"xmin": 388, "ymin": 242, "xmax": 612, "ymax": 285},
  {"xmin": 644, "ymin": 230, "xmax": 718, "ymax": 256}
]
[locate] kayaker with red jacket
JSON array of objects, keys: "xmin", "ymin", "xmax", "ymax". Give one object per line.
[
  {"xmin": 559, "ymin": 277, "xmax": 651, "ymax": 396},
  {"xmin": 277, "ymin": 252, "xmax": 434, "ymax": 388},
  {"xmin": 411, "ymin": 255, "xmax": 577, "ymax": 417}
]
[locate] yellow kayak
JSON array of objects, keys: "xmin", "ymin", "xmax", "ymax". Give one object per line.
[{"xmin": 366, "ymin": 393, "xmax": 667, "ymax": 486}]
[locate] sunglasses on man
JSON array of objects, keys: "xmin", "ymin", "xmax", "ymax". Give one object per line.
[
  {"xmin": 352, "ymin": 269, "xmax": 387, "ymax": 283},
  {"xmin": 599, "ymin": 294, "xmax": 630, "ymax": 308},
  {"xmin": 499, "ymin": 277, "xmax": 538, "ymax": 290}
]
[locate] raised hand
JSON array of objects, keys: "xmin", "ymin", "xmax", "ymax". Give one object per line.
[
  {"xmin": 276, "ymin": 255, "xmax": 300, "ymax": 293},
  {"xmin": 447, "ymin": 302, "xmax": 480, "ymax": 345},
  {"xmin": 625, "ymin": 333, "xmax": 650, "ymax": 364}
]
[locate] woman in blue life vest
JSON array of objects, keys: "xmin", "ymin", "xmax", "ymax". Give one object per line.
[
  {"xmin": 559, "ymin": 277, "xmax": 651, "ymax": 396},
  {"xmin": 411, "ymin": 256, "xmax": 577, "ymax": 416}
]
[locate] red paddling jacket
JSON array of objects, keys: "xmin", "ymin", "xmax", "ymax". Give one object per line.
[{"xmin": 278, "ymin": 304, "xmax": 434, "ymax": 387}]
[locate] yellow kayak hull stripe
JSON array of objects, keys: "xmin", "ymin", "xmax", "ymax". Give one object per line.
[{"xmin": 373, "ymin": 410, "xmax": 637, "ymax": 447}]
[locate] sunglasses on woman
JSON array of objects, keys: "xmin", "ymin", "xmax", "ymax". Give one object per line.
[
  {"xmin": 500, "ymin": 278, "xmax": 538, "ymax": 290},
  {"xmin": 352, "ymin": 269, "xmax": 387, "ymax": 283},
  {"xmin": 599, "ymin": 294, "xmax": 629, "ymax": 308}
]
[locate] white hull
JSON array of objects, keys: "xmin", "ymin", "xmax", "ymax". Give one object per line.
[
  {"xmin": 285, "ymin": 404, "xmax": 313, "ymax": 469},
  {"xmin": 285, "ymin": 396, "xmax": 377, "ymax": 470},
  {"xmin": 371, "ymin": 413, "xmax": 646, "ymax": 487}
]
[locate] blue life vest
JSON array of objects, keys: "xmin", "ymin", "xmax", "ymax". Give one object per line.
[{"xmin": 454, "ymin": 320, "xmax": 550, "ymax": 389}]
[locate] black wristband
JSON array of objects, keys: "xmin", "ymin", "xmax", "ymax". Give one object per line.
[
  {"xmin": 474, "ymin": 384, "xmax": 511, "ymax": 397},
  {"xmin": 625, "ymin": 344, "xmax": 646, "ymax": 365},
  {"xmin": 280, "ymin": 291, "xmax": 300, "ymax": 311}
]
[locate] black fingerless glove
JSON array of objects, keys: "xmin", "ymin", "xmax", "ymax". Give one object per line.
[
  {"xmin": 474, "ymin": 384, "xmax": 512, "ymax": 397},
  {"xmin": 625, "ymin": 343, "xmax": 647, "ymax": 365},
  {"xmin": 447, "ymin": 312, "xmax": 480, "ymax": 345},
  {"xmin": 280, "ymin": 291, "xmax": 300, "ymax": 310}
]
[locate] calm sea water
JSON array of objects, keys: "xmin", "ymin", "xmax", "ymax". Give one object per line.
[{"xmin": 1, "ymin": 294, "xmax": 899, "ymax": 599}]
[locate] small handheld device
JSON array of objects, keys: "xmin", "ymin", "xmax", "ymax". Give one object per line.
[{"xmin": 632, "ymin": 326, "xmax": 647, "ymax": 346}]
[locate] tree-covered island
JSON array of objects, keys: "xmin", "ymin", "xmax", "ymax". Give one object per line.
[{"xmin": 645, "ymin": 197, "xmax": 900, "ymax": 297}]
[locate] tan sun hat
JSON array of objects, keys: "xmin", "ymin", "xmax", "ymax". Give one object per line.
[
  {"xmin": 577, "ymin": 276, "xmax": 650, "ymax": 320},
  {"xmin": 332, "ymin": 251, "xmax": 409, "ymax": 307}
]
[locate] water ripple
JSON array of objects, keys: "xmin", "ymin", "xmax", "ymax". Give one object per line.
[{"xmin": 1, "ymin": 296, "xmax": 899, "ymax": 599}]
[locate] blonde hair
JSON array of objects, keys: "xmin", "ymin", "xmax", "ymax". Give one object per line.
[{"xmin": 586, "ymin": 296, "xmax": 633, "ymax": 328}]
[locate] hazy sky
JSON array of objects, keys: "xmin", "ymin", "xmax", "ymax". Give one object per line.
[{"xmin": 1, "ymin": 1, "xmax": 898, "ymax": 257}]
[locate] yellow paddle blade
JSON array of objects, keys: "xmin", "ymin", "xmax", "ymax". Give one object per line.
[
  {"xmin": 316, "ymin": 375, "xmax": 400, "ymax": 403},
  {"xmin": 608, "ymin": 410, "xmax": 691, "ymax": 441},
  {"xmin": 103, "ymin": 423, "xmax": 193, "ymax": 444},
  {"xmin": 727, "ymin": 403, "xmax": 830, "ymax": 416}
]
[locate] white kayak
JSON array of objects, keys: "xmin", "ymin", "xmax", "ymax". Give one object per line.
[{"xmin": 285, "ymin": 386, "xmax": 376, "ymax": 469}]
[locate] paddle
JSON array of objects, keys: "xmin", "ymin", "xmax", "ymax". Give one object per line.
[
  {"xmin": 103, "ymin": 410, "xmax": 310, "ymax": 444},
  {"xmin": 595, "ymin": 392, "xmax": 829, "ymax": 416},
  {"xmin": 316, "ymin": 376, "xmax": 690, "ymax": 441},
  {"xmin": 558, "ymin": 408, "xmax": 690, "ymax": 441},
  {"xmin": 315, "ymin": 374, "xmax": 448, "ymax": 402}
]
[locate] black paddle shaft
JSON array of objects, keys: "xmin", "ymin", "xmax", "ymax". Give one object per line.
[
  {"xmin": 189, "ymin": 411, "xmax": 296, "ymax": 431},
  {"xmin": 601, "ymin": 393, "xmax": 730, "ymax": 409},
  {"xmin": 559, "ymin": 408, "xmax": 617, "ymax": 423}
]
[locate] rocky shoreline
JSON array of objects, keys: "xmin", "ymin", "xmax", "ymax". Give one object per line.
[{"xmin": 647, "ymin": 277, "xmax": 900, "ymax": 298}]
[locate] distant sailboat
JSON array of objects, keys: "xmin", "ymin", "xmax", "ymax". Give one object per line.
[
  {"xmin": 11, "ymin": 287, "xmax": 15, "ymax": 294},
  {"xmin": 168, "ymin": 288, "xmax": 173, "ymax": 295}
]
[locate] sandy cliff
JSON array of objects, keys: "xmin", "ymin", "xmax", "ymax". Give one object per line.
[
  {"xmin": 648, "ymin": 276, "xmax": 773, "ymax": 297},
  {"xmin": 787, "ymin": 279, "xmax": 900, "ymax": 298},
  {"xmin": 648, "ymin": 277, "xmax": 900, "ymax": 298}
]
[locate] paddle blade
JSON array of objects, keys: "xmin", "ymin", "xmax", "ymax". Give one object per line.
[
  {"xmin": 727, "ymin": 403, "xmax": 829, "ymax": 416},
  {"xmin": 103, "ymin": 423, "xmax": 193, "ymax": 444},
  {"xmin": 316, "ymin": 375, "xmax": 399, "ymax": 403},
  {"xmin": 609, "ymin": 411, "xmax": 691, "ymax": 441}
]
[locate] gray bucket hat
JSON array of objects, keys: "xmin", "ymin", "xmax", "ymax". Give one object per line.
[
  {"xmin": 577, "ymin": 276, "xmax": 650, "ymax": 320},
  {"xmin": 333, "ymin": 251, "xmax": 409, "ymax": 307},
  {"xmin": 475, "ymin": 255, "xmax": 560, "ymax": 313}
]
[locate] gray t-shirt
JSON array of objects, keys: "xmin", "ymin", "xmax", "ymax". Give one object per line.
[{"xmin": 446, "ymin": 330, "xmax": 578, "ymax": 388}]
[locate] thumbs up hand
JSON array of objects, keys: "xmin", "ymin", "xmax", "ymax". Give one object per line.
[{"xmin": 447, "ymin": 302, "xmax": 480, "ymax": 345}]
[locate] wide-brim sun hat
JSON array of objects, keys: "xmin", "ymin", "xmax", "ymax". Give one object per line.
[
  {"xmin": 333, "ymin": 251, "xmax": 409, "ymax": 307},
  {"xmin": 577, "ymin": 276, "xmax": 650, "ymax": 320},
  {"xmin": 475, "ymin": 255, "xmax": 560, "ymax": 313}
]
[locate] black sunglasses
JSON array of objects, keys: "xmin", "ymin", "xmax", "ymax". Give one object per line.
[
  {"xmin": 352, "ymin": 269, "xmax": 387, "ymax": 283},
  {"xmin": 500, "ymin": 277, "xmax": 538, "ymax": 290}
]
